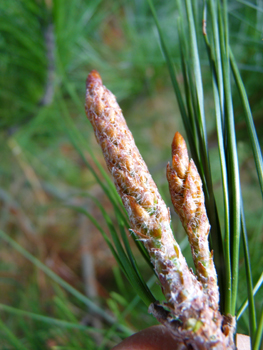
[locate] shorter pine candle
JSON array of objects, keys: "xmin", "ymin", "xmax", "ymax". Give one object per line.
[{"xmin": 167, "ymin": 132, "xmax": 218, "ymax": 311}]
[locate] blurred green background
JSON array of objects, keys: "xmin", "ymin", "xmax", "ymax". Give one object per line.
[{"xmin": 0, "ymin": 0, "xmax": 262, "ymax": 349}]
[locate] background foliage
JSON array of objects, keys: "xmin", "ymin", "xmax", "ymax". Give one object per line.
[{"xmin": 0, "ymin": 0, "xmax": 262, "ymax": 349}]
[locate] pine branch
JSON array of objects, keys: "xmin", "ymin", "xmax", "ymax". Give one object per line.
[{"xmin": 85, "ymin": 70, "xmax": 236, "ymax": 349}]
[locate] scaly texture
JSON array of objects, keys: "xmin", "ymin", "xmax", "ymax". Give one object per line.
[
  {"xmin": 85, "ymin": 70, "xmax": 235, "ymax": 349},
  {"xmin": 85, "ymin": 70, "xmax": 202, "ymax": 313},
  {"xmin": 167, "ymin": 132, "xmax": 219, "ymax": 311}
]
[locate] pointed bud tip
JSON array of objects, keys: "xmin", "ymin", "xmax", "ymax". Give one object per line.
[
  {"xmin": 171, "ymin": 132, "xmax": 189, "ymax": 168},
  {"xmin": 86, "ymin": 70, "xmax": 102, "ymax": 89},
  {"xmin": 171, "ymin": 132, "xmax": 185, "ymax": 151}
]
